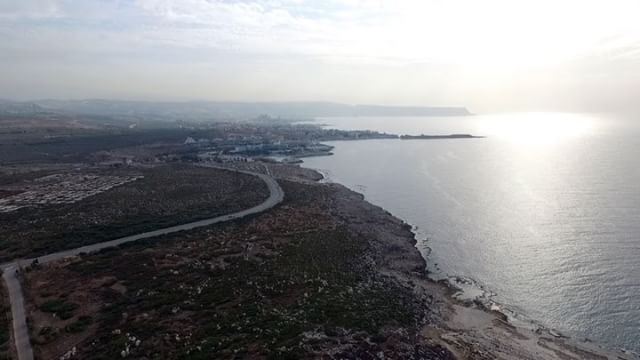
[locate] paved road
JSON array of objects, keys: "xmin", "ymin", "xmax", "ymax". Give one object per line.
[
  {"xmin": 0, "ymin": 168, "xmax": 284, "ymax": 360},
  {"xmin": 2, "ymin": 265, "xmax": 33, "ymax": 360}
]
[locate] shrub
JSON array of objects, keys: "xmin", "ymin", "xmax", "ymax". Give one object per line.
[{"xmin": 40, "ymin": 299, "xmax": 78, "ymax": 319}]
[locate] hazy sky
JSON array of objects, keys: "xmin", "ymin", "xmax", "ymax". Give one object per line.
[{"xmin": 1, "ymin": 0, "xmax": 640, "ymax": 112}]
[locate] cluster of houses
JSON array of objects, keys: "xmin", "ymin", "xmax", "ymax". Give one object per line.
[
  {"xmin": 0, "ymin": 173, "xmax": 143, "ymax": 213},
  {"xmin": 184, "ymin": 135, "xmax": 334, "ymax": 162}
]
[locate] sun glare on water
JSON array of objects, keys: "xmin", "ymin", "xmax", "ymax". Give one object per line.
[{"xmin": 477, "ymin": 113, "xmax": 597, "ymax": 146}]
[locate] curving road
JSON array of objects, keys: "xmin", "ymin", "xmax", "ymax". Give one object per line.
[{"xmin": 0, "ymin": 168, "xmax": 284, "ymax": 360}]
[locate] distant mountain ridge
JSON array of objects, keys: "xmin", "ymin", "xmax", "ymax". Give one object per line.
[{"xmin": 1, "ymin": 99, "xmax": 471, "ymax": 120}]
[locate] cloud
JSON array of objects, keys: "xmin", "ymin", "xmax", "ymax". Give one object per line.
[
  {"xmin": 127, "ymin": 0, "xmax": 640, "ymax": 67},
  {"xmin": 4, "ymin": 0, "xmax": 640, "ymax": 66},
  {"xmin": 0, "ymin": 0, "xmax": 61, "ymax": 19},
  {"xmin": 1, "ymin": 0, "xmax": 640, "ymax": 112}
]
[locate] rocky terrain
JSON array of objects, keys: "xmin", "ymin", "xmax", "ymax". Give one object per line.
[
  {"xmin": 17, "ymin": 167, "xmax": 451, "ymax": 359},
  {"xmin": 9, "ymin": 163, "xmax": 636, "ymax": 359}
]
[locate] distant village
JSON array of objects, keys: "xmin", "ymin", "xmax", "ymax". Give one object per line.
[
  {"xmin": 183, "ymin": 120, "xmax": 396, "ymax": 163},
  {"xmin": 185, "ymin": 135, "xmax": 335, "ymax": 164},
  {"xmin": 0, "ymin": 119, "xmax": 398, "ymax": 213},
  {"xmin": 87, "ymin": 120, "xmax": 398, "ymax": 167}
]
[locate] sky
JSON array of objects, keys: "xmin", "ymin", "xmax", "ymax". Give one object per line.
[{"xmin": 1, "ymin": 0, "xmax": 640, "ymax": 113}]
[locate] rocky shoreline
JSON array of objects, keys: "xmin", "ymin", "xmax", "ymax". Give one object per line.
[
  {"xmin": 300, "ymin": 164, "xmax": 637, "ymax": 360},
  {"xmin": 13, "ymin": 162, "xmax": 638, "ymax": 359}
]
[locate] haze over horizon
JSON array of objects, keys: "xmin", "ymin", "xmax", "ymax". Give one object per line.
[{"xmin": 2, "ymin": 0, "xmax": 640, "ymax": 114}]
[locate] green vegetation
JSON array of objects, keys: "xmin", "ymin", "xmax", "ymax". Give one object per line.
[
  {"xmin": 0, "ymin": 129, "xmax": 189, "ymax": 165},
  {"xmin": 24, "ymin": 179, "xmax": 450, "ymax": 359},
  {"xmin": 40, "ymin": 299, "xmax": 79, "ymax": 320},
  {"xmin": 187, "ymin": 229, "xmax": 419, "ymax": 359},
  {"xmin": 61, "ymin": 228, "xmax": 421, "ymax": 359},
  {"xmin": 65, "ymin": 316, "xmax": 93, "ymax": 333}
]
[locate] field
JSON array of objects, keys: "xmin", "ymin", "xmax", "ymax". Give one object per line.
[
  {"xmin": 0, "ymin": 164, "xmax": 268, "ymax": 262},
  {"xmin": 21, "ymin": 179, "xmax": 453, "ymax": 359}
]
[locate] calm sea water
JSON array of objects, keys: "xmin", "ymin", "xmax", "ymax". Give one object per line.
[{"xmin": 302, "ymin": 113, "xmax": 640, "ymax": 352}]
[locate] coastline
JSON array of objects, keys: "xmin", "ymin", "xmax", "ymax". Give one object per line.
[
  {"xmin": 299, "ymin": 163, "xmax": 638, "ymax": 360},
  {"xmin": 9, "ymin": 160, "xmax": 637, "ymax": 359}
]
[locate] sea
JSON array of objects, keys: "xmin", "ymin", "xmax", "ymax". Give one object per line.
[{"xmin": 301, "ymin": 113, "xmax": 640, "ymax": 353}]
